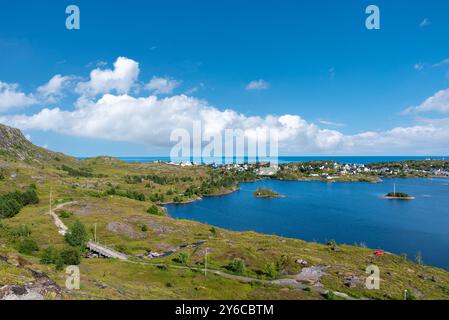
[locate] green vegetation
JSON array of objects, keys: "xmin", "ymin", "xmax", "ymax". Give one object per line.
[
  {"xmin": 61, "ymin": 164, "xmax": 94, "ymax": 178},
  {"xmin": 147, "ymin": 204, "xmax": 163, "ymax": 216},
  {"xmin": 105, "ymin": 187, "xmax": 146, "ymax": 202},
  {"xmin": 253, "ymin": 188, "xmax": 281, "ymax": 198},
  {"xmin": 65, "ymin": 221, "xmax": 88, "ymax": 247},
  {"xmin": 60, "ymin": 247, "xmax": 81, "ymax": 265},
  {"xmin": 2, "ymin": 124, "xmax": 449, "ymax": 300},
  {"xmin": 227, "ymin": 258, "xmax": 246, "ymax": 275},
  {"xmin": 386, "ymin": 192, "xmax": 412, "ymax": 198},
  {"xmin": 17, "ymin": 237, "xmax": 39, "ymax": 255},
  {"xmin": 173, "ymin": 252, "xmax": 189, "ymax": 265},
  {"xmin": 58, "ymin": 210, "xmax": 73, "ymax": 218},
  {"xmin": 40, "ymin": 246, "xmax": 81, "ymax": 269},
  {"xmin": 0, "ymin": 185, "xmax": 39, "ymax": 219}
]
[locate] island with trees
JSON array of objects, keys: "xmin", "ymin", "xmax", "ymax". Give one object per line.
[
  {"xmin": 253, "ymin": 188, "xmax": 283, "ymax": 198},
  {"xmin": 384, "ymin": 192, "xmax": 415, "ymax": 200}
]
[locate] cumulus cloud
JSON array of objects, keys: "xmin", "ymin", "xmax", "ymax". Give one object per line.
[
  {"xmin": 0, "ymin": 81, "xmax": 37, "ymax": 112},
  {"xmin": 2, "ymin": 91, "xmax": 449, "ymax": 155},
  {"xmin": 245, "ymin": 79, "xmax": 270, "ymax": 91},
  {"xmin": 0, "ymin": 93, "xmax": 344, "ymax": 152},
  {"xmin": 403, "ymin": 88, "xmax": 449, "ymax": 114},
  {"xmin": 37, "ymin": 74, "xmax": 72, "ymax": 103},
  {"xmin": 145, "ymin": 76, "xmax": 181, "ymax": 94},
  {"xmin": 2, "ymin": 56, "xmax": 449, "ymax": 155},
  {"xmin": 76, "ymin": 57, "xmax": 139, "ymax": 96}
]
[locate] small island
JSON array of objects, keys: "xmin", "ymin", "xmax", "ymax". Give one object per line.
[
  {"xmin": 384, "ymin": 192, "xmax": 415, "ymax": 200},
  {"xmin": 253, "ymin": 188, "xmax": 283, "ymax": 198}
]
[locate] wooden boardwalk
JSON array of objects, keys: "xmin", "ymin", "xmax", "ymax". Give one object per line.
[{"xmin": 86, "ymin": 241, "xmax": 128, "ymax": 260}]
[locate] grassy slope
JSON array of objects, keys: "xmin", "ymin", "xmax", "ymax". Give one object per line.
[{"xmin": 1, "ymin": 151, "xmax": 449, "ymax": 299}]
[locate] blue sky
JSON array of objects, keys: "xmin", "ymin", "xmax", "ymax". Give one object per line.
[{"xmin": 1, "ymin": 0, "xmax": 449, "ymax": 156}]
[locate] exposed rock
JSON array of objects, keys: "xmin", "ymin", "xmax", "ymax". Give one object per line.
[
  {"xmin": 295, "ymin": 259, "xmax": 308, "ymax": 267},
  {"xmin": 106, "ymin": 222, "xmax": 147, "ymax": 239},
  {"xmin": 344, "ymin": 275, "xmax": 362, "ymax": 288},
  {"xmin": 295, "ymin": 266, "xmax": 328, "ymax": 286},
  {"xmin": 0, "ymin": 271, "xmax": 61, "ymax": 300},
  {"xmin": 0, "ymin": 123, "xmax": 66, "ymax": 162}
]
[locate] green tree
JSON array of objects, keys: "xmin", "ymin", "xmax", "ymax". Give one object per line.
[
  {"xmin": 65, "ymin": 220, "xmax": 88, "ymax": 247},
  {"xmin": 0, "ymin": 197, "xmax": 21, "ymax": 218},
  {"xmin": 40, "ymin": 246, "xmax": 59, "ymax": 264},
  {"xmin": 60, "ymin": 247, "xmax": 81, "ymax": 265},
  {"xmin": 173, "ymin": 252, "xmax": 189, "ymax": 265},
  {"xmin": 17, "ymin": 238, "xmax": 39, "ymax": 255},
  {"xmin": 228, "ymin": 258, "xmax": 246, "ymax": 275},
  {"xmin": 147, "ymin": 205, "xmax": 160, "ymax": 215},
  {"xmin": 262, "ymin": 262, "xmax": 278, "ymax": 279}
]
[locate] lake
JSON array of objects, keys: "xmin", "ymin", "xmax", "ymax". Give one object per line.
[{"xmin": 165, "ymin": 178, "xmax": 449, "ymax": 270}]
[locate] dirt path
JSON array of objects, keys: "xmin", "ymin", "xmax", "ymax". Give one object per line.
[
  {"xmin": 47, "ymin": 202, "xmax": 357, "ymax": 300},
  {"xmin": 48, "ymin": 202, "xmax": 77, "ymax": 236},
  {"xmin": 124, "ymin": 260, "xmax": 358, "ymax": 300}
]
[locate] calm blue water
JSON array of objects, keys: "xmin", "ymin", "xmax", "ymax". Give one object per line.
[
  {"xmin": 79, "ymin": 156, "xmax": 448, "ymax": 164},
  {"xmin": 166, "ymin": 178, "xmax": 449, "ymax": 270}
]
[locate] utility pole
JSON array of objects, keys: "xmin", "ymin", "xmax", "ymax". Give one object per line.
[
  {"xmin": 49, "ymin": 190, "xmax": 52, "ymax": 214},
  {"xmin": 205, "ymin": 248, "xmax": 209, "ymax": 277}
]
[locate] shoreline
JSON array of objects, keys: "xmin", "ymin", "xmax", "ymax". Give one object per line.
[{"xmin": 162, "ymin": 175, "xmax": 435, "ymax": 206}]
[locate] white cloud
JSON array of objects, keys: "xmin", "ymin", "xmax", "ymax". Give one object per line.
[
  {"xmin": 419, "ymin": 18, "xmax": 430, "ymax": 27},
  {"xmin": 2, "ymin": 56, "xmax": 449, "ymax": 155},
  {"xmin": 403, "ymin": 88, "xmax": 449, "ymax": 114},
  {"xmin": 76, "ymin": 57, "xmax": 139, "ymax": 96},
  {"xmin": 245, "ymin": 79, "xmax": 270, "ymax": 91},
  {"xmin": 3, "ymin": 92, "xmax": 449, "ymax": 155},
  {"xmin": 145, "ymin": 76, "xmax": 181, "ymax": 95},
  {"xmin": 0, "ymin": 81, "xmax": 37, "ymax": 112},
  {"xmin": 414, "ymin": 63, "xmax": 424, "ymax": 71},
  {"xmin": 433, "ymin": 58, "xmax": 449, "ymax": 68},
  {"xmin": 37, "ymin": 74, "xmax": 72, "ymax": 103},
  {"xmin": 318, "ymin": 119, "xmax": 345, "ymax": 127}
]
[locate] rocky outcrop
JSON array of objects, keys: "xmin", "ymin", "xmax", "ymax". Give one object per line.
[
  {"xmin": 0, "ymin": 255, "xmax": 62, "ymax": 300},
  {"xmin": 0, "ymin": 123, "xmax": 71, "ymax": 163}
]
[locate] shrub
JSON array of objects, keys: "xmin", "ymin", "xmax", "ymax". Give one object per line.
[
  {"xmin": 19, "ymin": 188, "xmax": 39, "ymax": 206},
  {"xmin": 61, "ymin": 165, "xmax": 93, "ymax": 177},
  {"xmin": 228, "ymin": 258, "xmax": 246, "ymax": 275},
  {"xmin": 40, "ymin": 246, "xmax": 59, "ymax": 264},
  {"xmin": 275, "ymin": 255, "xmax": 289, "ymax": 274},
  {"xmin": 173, "ymin": 252, "xmax": 189, "ymax": 265},
  {"xmin": 10, "ymin": 225, "xmax": 32, "ymax": 238},
  {"xmin": 405, "ymin": 289, "xmax": 416, "ymax": 300},
  {"xmin": 17, "ymin": 238, "xmax": 39, "ymax": 255},
  {"xmin": 327, "ymin": 239, "xmax": 338, "ymax": 251},
  {"xmin": 58, "ymin": 210, "xmax": 72, "ymax": 219},
  {"xmin": 0, "ymin": 186, "xmax": 40, "ymax": 219},
  {"xmin": 147, "ymin": 205, "xmax": 160, "ymax": 216},
  {"xmin": 324, "ymin": 290, "xmax": 336, "ymax": 300},
  {"xmin": 0, "ymin": 197, "xmax": 22, "ymax": 218},
  {"xmin": 262, "ymin": 263, "xmax": 278, "ymax": 279},
  {"xmin": 60, "ymin": 247, "xmax": 81, "ymax": 265},
  {"xmin": 209, "ymin": 227, "xmax": 217, "ymax": 236},
  {"xmin": 65, "ymin": 220, "xmax": 88, "ymax": 247}
]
